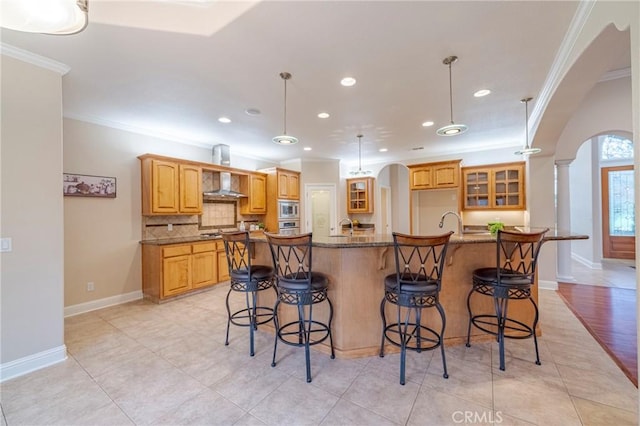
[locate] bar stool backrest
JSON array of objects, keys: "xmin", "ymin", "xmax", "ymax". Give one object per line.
[
  {"xmin": 265, "ymin": 233, "xmax": 313, "ymax": 288},
  {"xmin": 496, "ymin": 229, "xmax": 548, "ymax": 285},
  {"xmin": 392, "ymin": 231, "xmax": 453, "ymax": 290},
  {"xmin": 221, "ymin": 231, "xmax": 251, "ymax": 274}
]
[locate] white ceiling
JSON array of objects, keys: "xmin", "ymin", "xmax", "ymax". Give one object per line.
[{"xmin": 1, "ymin": 0, "xmax": 592, "ymax": 167}]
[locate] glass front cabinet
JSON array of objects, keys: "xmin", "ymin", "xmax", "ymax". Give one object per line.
[
  {"xmin": 463, "ymin": 162, "xmax": 525, "ymax": 210},
  {"xmin": 347, "ymin": 177, "xmax": 374, "ymax": 214}
]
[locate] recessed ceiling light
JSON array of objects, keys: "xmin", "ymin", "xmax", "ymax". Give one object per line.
[
  {"xmin": 218, "ymin": 117, "xmax": 231, "ymax": 123},
  {"xmin": 379, "ymin": 148, "xmax": 388, "ymax": 152},
  {"xmin": 303, "ymin": 147, "xmax": 312, "ymax": 151},
  {"xmin": 474, "ymin": 89, "xmax": 491, "ymax": 97},
  {"xmin": 245, "ymin": 108, "xmax": 261, "ymax": 116},
  {"xmin": 341, "ymin": 77, "xmax": 356, "ymax": 87},
  {"xmin": 422, "ymin": 121, "xmax": 434, "ymax": 127},
  {"xmin": 317, "ymin": 112, "xmax": 330, "ymax": 119}
]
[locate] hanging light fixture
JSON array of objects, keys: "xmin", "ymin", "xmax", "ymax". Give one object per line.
[
  {"xmin": 436, "ymin": 55, "xmax": 468, "ymax": 136},
  {"xmin": 0, "ymin": 0, "xmax": 88, "ymax": 35},
  {"xmin": 514, "ymin": 97, "xmax": 542, "ymax": 156},
  {"xmin": 349, "ymin": 134, "xmax": 372, "ymax": 176},
  {"xmin": 272, "ymin": 72, "xmax": 298, "ymax": 145}
]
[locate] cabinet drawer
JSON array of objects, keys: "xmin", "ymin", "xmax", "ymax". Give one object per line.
[
  {"xmin": 192, "ymin": 242, "xmax": 217, "ymax": 253},
  {"xmin": 163, "ymin": 245, "xmax": 192, "ymax": 257},
  {"xmin": 216, "ymin": 241, "xmax": 225, "ymax": 251}
]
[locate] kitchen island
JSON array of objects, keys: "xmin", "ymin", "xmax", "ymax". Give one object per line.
[{"xmin": 246, "ymin": 230, "xmax": 587, "ymax": 358}]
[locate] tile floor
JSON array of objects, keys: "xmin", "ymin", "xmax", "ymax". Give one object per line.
[{"xmin": 1, "ymin": 278, "xmax": 638, "ymax": 425}]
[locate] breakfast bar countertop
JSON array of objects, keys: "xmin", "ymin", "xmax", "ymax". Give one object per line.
[{"xmin": 139, "ymin": 228, "xmax": 587, "ymax": 247}]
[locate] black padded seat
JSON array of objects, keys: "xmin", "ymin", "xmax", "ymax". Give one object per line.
[
  {"xmin": 380, "ymin": 231, "xmax": 453, "ymax": 385},
  {"xmin": 466, "ymin": 228, "xmax": 549, "ymax": 371},
  {"xmin": 265, "ymin": 232, "xmax": 335, "ymax": 383},
  {"xmin": 222, "ymin": 231, "xmax": 276, "ymax": 357}
]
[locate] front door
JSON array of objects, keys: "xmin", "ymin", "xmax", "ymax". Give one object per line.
[{"xmin": 601, "ymin": 165, "xmax": 635, "ymax": 259}]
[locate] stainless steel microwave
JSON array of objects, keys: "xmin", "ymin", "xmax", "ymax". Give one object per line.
[{"xmin": 278, "ymin": 200, "xmax": 299, "ymax": 220}]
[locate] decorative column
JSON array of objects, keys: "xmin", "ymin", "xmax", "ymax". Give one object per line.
[{"xmin": 555, "ymin": 159, "xmax": 574, "ymax": 281}]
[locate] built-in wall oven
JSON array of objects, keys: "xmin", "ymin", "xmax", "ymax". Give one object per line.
[{"xmin": 278, "ymin": 200, "xmax": 300, "ymax": 235}]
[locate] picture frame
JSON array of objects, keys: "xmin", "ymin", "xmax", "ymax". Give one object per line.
[{"xmin": 63, "ymin": 173, "xmax": 116, "ymax": 198}]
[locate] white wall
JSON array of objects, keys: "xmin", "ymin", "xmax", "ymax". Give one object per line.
[
  {"xmin": 1, "ymin": 56, "xmax": 65, "ymax": 378},
  {"xmin": 570, "ymin": 139, "xmax": 597, "ymax": 265}
]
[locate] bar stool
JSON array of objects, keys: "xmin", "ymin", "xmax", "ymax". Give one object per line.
[
  {"xmin": 466, "ymin": 228, "xmax": 548, "ymax": 371},
  {"xmin": 265, "ymin": 232, "xmax": 335, "ymax": 383},
  {"xmin": 222, "ymin": 230, "xmax": 276, "ymax": 357},
  {"xmin": 380, "ymin": 231, "xmax": 453, "ymax": 385}
]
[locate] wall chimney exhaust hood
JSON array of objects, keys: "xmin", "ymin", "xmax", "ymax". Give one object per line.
[{"xmin": 203, "ymin": 172, "xmax": 247, "ymax": 198}]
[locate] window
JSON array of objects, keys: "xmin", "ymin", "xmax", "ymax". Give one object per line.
[{"xmin": 601, "ymin": 135, "xmax": 633, "ymax": 161}]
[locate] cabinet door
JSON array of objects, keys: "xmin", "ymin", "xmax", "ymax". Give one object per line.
[
  {"xmin": 217, "ymin": 251, "xmax": 230, "ymax": 282},
  {"xmin": 287, "ymin": 173, "xmax": 300, "ymax": 200},
  {"xmin": 241, "ymin": 174, "xmax": 267, "ymax": 214},
  {"xmin": 162, "ymin": 254, "xmax": 191, "ymax": 296},
  {"xmin": 463, "ymin": 168, "xmax": 491, "ymax": 209},
  {"xmin": 493, "ymin": 165, "xmax": 524, "ymax": 209},
  {"xmin": 410, "ymin": 167, "xmax": 433, "ymax": 190},
  {"xmin": 277, "ymin": 172, "xmax": 290, "ymax": 199},
  {"xmin": 433, "ymin": 164, "xmax": 459, "ymax": 188},
  {"xmin": 192, "ymin": 250, "xmax": 217, "ymax": 288},
  {"xmin": 347, "ymin": 178, "xmax": 373, "ymax": 213},
  {"xmin": 152, "ymin": 160, "xmax": 179, "ymax": 214},
  {"xmin": 179, "ymin": 164, "xmax": 202, "ymax": 214}
]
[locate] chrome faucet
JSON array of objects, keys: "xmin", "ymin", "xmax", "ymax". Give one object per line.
[
  {"xmin": 339, "ymin": 218, "xmax": 353, "ymax": 235},
  {"xmin": 439, "ymin": 211, "xmax": 463, "ymax": 235}
]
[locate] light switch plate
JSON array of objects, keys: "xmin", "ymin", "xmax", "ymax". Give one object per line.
[{"xmin": 1, "ymin": 237, "xmax": 12, "ymax": 252}]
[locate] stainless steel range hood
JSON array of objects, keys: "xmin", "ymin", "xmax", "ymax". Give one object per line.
[{"xmin": 203, "ymin": 172, "xmax": 247, "ymax": 198}]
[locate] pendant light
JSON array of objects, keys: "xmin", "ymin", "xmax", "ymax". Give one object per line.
[
  {"xmin": 272, "ymin": 72, "xmax": 298, "ymax": 145},
  {"xmin": 0, "ymin": 0, "xmax": 88, "ymax": 35},
  {"xmin": 514, "ymin": 97, "xmax": 542, "ymax": 156},
  {"xmin": 436, "ymin": 55, "xmax": 468, "ymax": 136},
  {"xmin": 349, "ymin": 134, "xmax": 372, "ymax": 176}
]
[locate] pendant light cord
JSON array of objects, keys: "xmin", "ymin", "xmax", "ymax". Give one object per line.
[
  {"xmin": 448, "ymin": 61, "xmax": 454, "ymax": 125},
  {"xmin": 283, "ymin": 77, "xmax": 288, "ymax": 135},
  {"xmin": 357, "ymin": 134, "xmax": 363, "ymax": 171}
]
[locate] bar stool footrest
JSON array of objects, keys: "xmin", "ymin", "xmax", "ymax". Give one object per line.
[
  {"xmin": 229, "ymin": 307, "xmax": 275, "ymax": 328},
  {"xmin": 383, "ymin": 322, "xmax": 442, "ymax": 351},
  {"xmin": 276, "ymin": 320, "xmax": 332, "ymax": 347},
  {"xmin": 470, "ymin": 314, "xmax": 535, "ymax": 339}
]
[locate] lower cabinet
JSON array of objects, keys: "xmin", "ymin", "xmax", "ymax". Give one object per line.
[{"xmin": 143, "ymin": 240, "xmax": 226, "ymax": 302}]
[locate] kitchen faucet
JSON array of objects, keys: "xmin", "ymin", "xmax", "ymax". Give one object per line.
[
  {"xmin": 339, "ymin": 218, "xmax": 353, "ymax": 235},
  {"xmin": 439, "ymin": 211, "xmax": 463, "ymax": 235}
]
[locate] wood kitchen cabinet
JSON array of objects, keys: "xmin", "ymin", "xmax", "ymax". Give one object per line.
[
  {"xmin": 462, "ymin": 162, "xmax": 525, "ymax": 210},
  {"xmin": 347, "ymin": 177, "xmax": 374, "ymax": 214},
  {"xmin": 142, "ymin": 240, "xmax": 221, "ymax": 302},
  {"xmin": 239, "ymin": 173, "xmax": 267, "ymax": 215},
  {"xmin": 408, "ymin": 160, "xmax": 461, "ymax": 190},
  {"xmin": 140, "ymin": 156, "xmax": 202, "ymax": 215},
  {"xmin": 274, "ymin": 169, "xmax": 300, "ymax": 200}
]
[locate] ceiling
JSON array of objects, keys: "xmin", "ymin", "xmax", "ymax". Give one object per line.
[{"xmin": 1, "ymin": 1, "xmax": 593, "ymax": 168}]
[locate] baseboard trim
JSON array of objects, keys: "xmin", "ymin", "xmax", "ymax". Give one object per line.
[
  {"xmin": 64, "ymin": 290, "xmax": 143, "ymax": 317},
  {"xmin": 539, "ymin": 279, "xmax": 558, "ymax": 291},
  {"xmin": 572, "ymin": 253, "xmax": 603, "ymax": 270},
  {"xmin": 0, "ymin": 345, "xmax": 67, "ymax": 383}
]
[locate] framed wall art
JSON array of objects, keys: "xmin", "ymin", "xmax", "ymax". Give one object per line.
[{"xmin": 63, "ymin": 173, "xmax": 116, "ymax": 198}]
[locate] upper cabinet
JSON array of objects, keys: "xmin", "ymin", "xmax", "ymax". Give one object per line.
[
  {"xmin": 462, "ymin": 162, "xmax": 525, "ymax": 210},
  {"xmin": 408, "ymin": 160, "xmax": 461, "ymax": 190},
  {"xmin": 276, "ymin": 169, "xmax": 300, "ymax": 200},
  {"xmin": 347, "ymin": 177, "xmax": 374, "ymax": 214},
  {"xmin": 239, "ymin": 173, "xmax": 267, "ymax": 215},
  {"xmin": 140, "ymin": 156, "xmax": 202, "ymax": 215}
]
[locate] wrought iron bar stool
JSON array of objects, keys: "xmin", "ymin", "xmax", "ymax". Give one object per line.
[
  {"xmin": 380, "ymin": 231, "xmax": 454, "ymax": 385},
  {"xmin": 466, "ymin": 228, "xmax": 548, "ymax": 371},
  {"xmin": 222, "ymin": 230, "xmax": 276, "ymax": 357},
  {"xmin": 265, "ymin": 232, "xmax": 335, "ymax": 383}
]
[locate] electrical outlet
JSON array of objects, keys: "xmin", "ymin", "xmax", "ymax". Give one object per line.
[
  {"xmin": 87, "ymin": 282, "xmax": 95, "ymax": 292},
  {"xmin": 168, "ymin": 224, "xmax": 173, "ymax": 231}
]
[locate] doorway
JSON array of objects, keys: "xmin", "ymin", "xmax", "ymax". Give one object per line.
[
  {"xmin": 601, "ymin": 165, "xmax": 635, "ymax": 259},
  {"xmin": 379, "ymin": 186, "xmax": 391, "ymax": 235},
  {"xmin": 304, "ymin": 184, "xmax": 337, "ymax": 237}
]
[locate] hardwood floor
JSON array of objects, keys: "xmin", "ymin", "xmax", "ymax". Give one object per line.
[{"xmin": 558, "ymin": 275, "xmax": 637, "ymax": 387}]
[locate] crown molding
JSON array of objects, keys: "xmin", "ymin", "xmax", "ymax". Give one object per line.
[
  {"xmin": 0, "ymin": 43, "xmax": 70, "ymax": 75},
  {"xmin": 598, "ymin": 67, "xmax": 631, "ymax": 82}
]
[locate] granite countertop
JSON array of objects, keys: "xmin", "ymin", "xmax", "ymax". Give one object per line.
[{"xmin": 140, "ymin": 228, "xmax": 587, "ymax": 247}]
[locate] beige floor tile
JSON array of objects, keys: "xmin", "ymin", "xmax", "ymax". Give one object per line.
[
  {"xmin": 342, "ymin": 368, "xmax": 419, "ymax": 424},
  {"xmin": 249, "ymin": 376, "xmax": 339, "ymax": 425},
  {"xmin": 572, "ymin": 396, "xmax": 638, "ymax": 426},
  {"xmin": 365, "ymin": 347, "xmax": 432, "ymax": 385},
  {"xmin": 408, "ymin": 389, "xmax": 494, "ymax": 426},
  {"xmin": 556, "ymin": 363, "xmax": 638, "ymax": 412},
  {"xmin": 320, "ymin": 399, "xmax": 398, "ymax": 426},
  {"xmin": 287, "ymin": 353, "xmax": 366, "ymax": 397},
  {"xmin": 233, "ymin": 412, "xmax": 269, "ymax": 425},
  {"xmin": 153, "ymin": 388, "xmax": 246, "ymax": 425}
]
